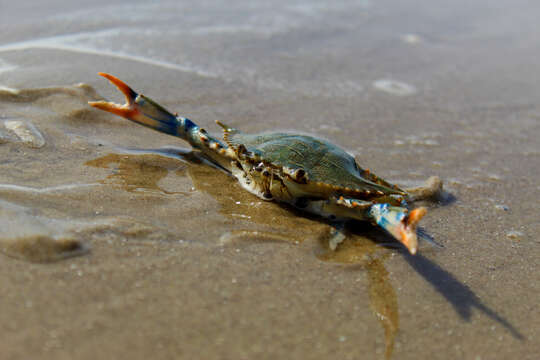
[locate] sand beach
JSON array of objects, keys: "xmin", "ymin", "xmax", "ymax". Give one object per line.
[{"xmin": 0, "ymin": 1, "xmax": 538, "ymax": 359}]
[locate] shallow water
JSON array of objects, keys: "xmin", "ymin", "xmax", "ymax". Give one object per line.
[{"xmin": 0, "ymin": 0, "xmax": 539, "ymax": 359}]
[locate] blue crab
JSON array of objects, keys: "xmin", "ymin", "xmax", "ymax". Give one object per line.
[{"xmin": 89, "ymin": 73, "xmax": 442, "ymax": 254}]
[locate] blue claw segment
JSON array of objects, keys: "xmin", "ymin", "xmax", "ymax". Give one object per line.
[
  {"xmin": 89, "ymin": 73, "xmax": 187, "ymax": 137},
  {"xmin": 370, "ymin": 204, "xmax": 406, "ymax": 228},
  {"xmin": 368, "ymin": 204, "xmax": 426, "ymax": 254},
  {"xmin": 132, "ymin": 94, "xmax": 200, "ymax": 140},
  {"xmin": 131, "ymin": 94, "xmax": 184, "ymax": 136}
]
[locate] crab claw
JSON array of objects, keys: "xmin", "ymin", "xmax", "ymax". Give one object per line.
[
  {"xmin": 398, "ymin": 207, "xmax": 426, "ymax": 254},
  {"xmin": 369, "ymin": 204, "xmax": 427, "ymax": 254},
  {"xmin": 88, "ymin": 73, "xmax": 139, "ymax": 117},
  {"xmin": 88, "ymin": 73, "xmax": 180, "ymax": 136}
]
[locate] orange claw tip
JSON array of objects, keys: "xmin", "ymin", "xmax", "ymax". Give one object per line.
[
  {"xmin": 399, "ymin": 207, "xmax": 427, "ymax": 255},
  {"xmin": 96, "ymin": 72, "xmax": 138, "ymax": 105},
  {"xmin": 399, "ymin": 227, "xmax": 418, "ymax": 255},
  {"xmin": 88, "ymin": 73, "xmax": 140, "ymax": 119},
  {"xmin": 87, "ymin": 99, "xmax": 140, "ymax": 119},
  {"xmin": 408, "ymin": 207, "xmax": 427, "ymax": 227}
]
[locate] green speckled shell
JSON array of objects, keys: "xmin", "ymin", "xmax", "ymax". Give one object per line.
[{"xmin": 227, "ymin": 132, "xmax": 403, "ymax": 196}]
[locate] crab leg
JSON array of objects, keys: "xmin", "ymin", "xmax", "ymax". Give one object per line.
[
  {"xmin": 405, "ymin": 176, "xmax": 443, "ymax": 201},
  {"xmin": 89, "ymin": 73, "xmax": 234, "ymax": 170}
]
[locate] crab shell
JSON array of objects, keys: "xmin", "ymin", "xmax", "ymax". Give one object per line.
[{"xmin": 221, "ymin": 127, "xmax": 407, "ymax": 208}]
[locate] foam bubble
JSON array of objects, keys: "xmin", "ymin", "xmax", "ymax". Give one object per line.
[
  {"xmin": 401, "ymin": 34, "xmax": 422, "ymax": 44},
  {"xmin": 373, "ymin": 79, "xmax": 417, "ymax": 96}
]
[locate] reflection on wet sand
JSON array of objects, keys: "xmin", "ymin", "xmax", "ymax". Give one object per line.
[
  {"xmin": 104, "ymin": 147, "xmax": 321, "ymax": 242},
  {"xmin": 318, "ymin": 236, "xmax": 398, "ymax": 360},
  {"xmin": 367, "ymin": 258, "xmax": 399, "ymax": 360},
  {"xmin": 86, "ymin": 153, "xmax": 189, "ymax": 195}
]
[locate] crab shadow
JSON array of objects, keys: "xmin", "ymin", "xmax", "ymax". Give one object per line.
[
  {"xmin": 435, "ymin": 189, "xmax": 457, "ymax": 206},
  {"xmin": 126, "ymin": 147, "xmax": 523, "ymax": 340},
  {"xmin": 403, "ymin": 251, "xmax": 524, "ymax": 340},
  {"xmin": 342, "ymin": 217, "xmax": 523, "ymax": 340}
]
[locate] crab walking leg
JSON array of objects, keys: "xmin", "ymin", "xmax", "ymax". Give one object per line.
[
  {"xmin": 405, "ymin": 176, "xmax": 443, "ymax": 201},
  {"xmin": 88, "ymin": 73, "xmax": 234, "ymax": 171},
  {"xmin": 328, "ymin": 224, "xmax": 347, "ymax": 251}
]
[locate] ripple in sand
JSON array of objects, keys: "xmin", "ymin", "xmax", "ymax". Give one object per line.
[
  {"xmin": 0, "ymin": 200, "xmax": 89, "ymax": 263},
  {"xmin": 1, "ymin": 119, "xmax": 45, "ymax": 148},
  {"xmin": 0, "ymin": 58, "xmax": 16, "ymax": 74},
  {"xmin": 0, "ymin": 85, "xmax": 19, "ymax": 93},
  {"xmin": 373, "ymin": 79, "xmax": 416, "ymax": 96}
]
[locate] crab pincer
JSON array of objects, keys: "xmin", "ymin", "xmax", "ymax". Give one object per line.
[
  {"xmin": 369, "ymin": 205, "xmax": 427, "ymax": 254},
  {"xmin": 89, "ymin": 73, "xmax": 182, "ymax": 136}
]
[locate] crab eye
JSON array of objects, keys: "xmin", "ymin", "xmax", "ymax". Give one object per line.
[
  {"xmin": 263, "ymin": 191, "xmax": 273, "ymax": 199},
  {"xmin": 295, "ymin": 169, "xmax": 305, "ymax": 179},
  {"xmin": 254, "ymin": 162, "xmax": 264, "ymax": 172}
]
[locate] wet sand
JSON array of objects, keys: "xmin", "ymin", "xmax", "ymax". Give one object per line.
[{"xmin": 0, "ymin": 0, "xmax": 539, "ymax": 359}]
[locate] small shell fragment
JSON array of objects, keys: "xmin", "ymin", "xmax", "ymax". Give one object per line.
[{"xmin": 506, "ymin": 230, "xmax": 523, "ymax": 240}]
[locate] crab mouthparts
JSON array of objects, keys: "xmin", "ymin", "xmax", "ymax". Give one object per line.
[{"xmin": 88, "ymin": 72, "xmax": 140, "ymax": 119}]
